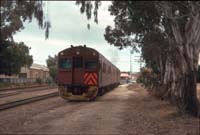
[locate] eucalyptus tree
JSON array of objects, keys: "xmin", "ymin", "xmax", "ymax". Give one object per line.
[
  {"xmin": 157, "ymin": 1, "xmax": 200, "ymax": 116},
  {"xmin": 142, "ymin": 31, "xmax": 168, "ymax": 85},
  {"xmin": 76, "ymin": 1, "xmax": 200, "ymax": 116},
  {"xmin": 1, "ymin": 0, "xmax": 49, "ymax": 75},
  {"xmin": 1, "ymin": 0, "xmax": 50, "ymax": 41}
]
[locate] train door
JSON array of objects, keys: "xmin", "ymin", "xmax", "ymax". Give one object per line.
[{"xmin": 72, "ymin": 57, "xmax": 84, "ymax": 84}]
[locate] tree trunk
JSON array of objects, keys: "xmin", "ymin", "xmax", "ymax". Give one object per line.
[
  {"xmin": 165, "ymin": 7, "xmax": 200, "ymax": 116},
  {"xmin": 174, "ymin": 69, "xmax": 199, "ymax": 116},
  {"xmin": 159, "ymin": 54, "xmax": 164, "ymax": 83},
  {"xmin": 163, "ymin": 51, "xmax": 199, "ymax": 116}
]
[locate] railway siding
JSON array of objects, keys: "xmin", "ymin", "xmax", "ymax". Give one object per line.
[
  {"xmin": 0, "ymin": 86, "xmax": 57, "ymax": 98},
  {"xmin": 0, "ymin": 92, "xmax": 58, "ymax": 111},
  {"xmin": 0, "ymin": 88, "xmax": 58, "ymax": 105}
]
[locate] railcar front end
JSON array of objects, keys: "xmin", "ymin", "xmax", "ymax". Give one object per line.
[{"xmin": 57, "ymin": 46, "xmax": 99, "ymax": 101}]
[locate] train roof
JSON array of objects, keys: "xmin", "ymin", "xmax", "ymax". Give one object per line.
[
  {"xmin": 60, "ymin": 45, "xmax": 97, "ymax": 53},
  {"xmin": 59, "ymin": 45, "xmax": 120, "ymax": 72}
]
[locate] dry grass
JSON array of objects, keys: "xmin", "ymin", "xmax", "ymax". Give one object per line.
[
  {"xmin": 124, "ymin": 83, "xmax": 199, "ymax": 135},
  {"xmin": 126, "ymin": 83, "xmax": 144, "ymax": 91},
  {"xmin": 128, "ymin": 83, "xmax": 200, "ymax": 101}
]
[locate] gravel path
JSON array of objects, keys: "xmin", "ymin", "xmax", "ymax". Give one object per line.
[{"xmin": 0, "ymin": 84, "xmax": 199, "ymax": 135}]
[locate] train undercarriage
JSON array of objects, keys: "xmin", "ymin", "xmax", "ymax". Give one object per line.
[{"xmin": 58, "ymin": 83, "xmax": 119, "ymax": 101}]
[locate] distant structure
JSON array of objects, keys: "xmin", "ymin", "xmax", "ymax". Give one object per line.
[
  {"xmin": 130, "ymin": 72, "xmax": 140, "ymax": 81},
  {"xmin": 20, "ymin": 63, "xmax": 49, "ymax": 79},
  {"xmin": 0, "ymin": 63, "xmax": 50, "ymax": 84},
  {"xmin": 120, "ymin": 72, "xmax": 130, "ymax": 84},
  {"xmin": 120, "ymin": 71, "xmax": 139, "ymax": 84}
]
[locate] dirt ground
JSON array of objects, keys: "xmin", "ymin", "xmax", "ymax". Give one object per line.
[{"xmin": 0, "ymin": 84, "xmax": 199, "ymax": 135}]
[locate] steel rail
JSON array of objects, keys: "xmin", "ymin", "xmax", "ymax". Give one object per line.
[
  {"xmin": 0, "ymin": 84, "xmax": 57, "ymax": 92},
  {"xmin": 0, "ymin": 92, "xmax": 20, "ymax": 98},
  {"xmin": 0, "ymin": 92, "xmax": 59, "ymax": 111},
  {"xmin": 0, "ymin": 86, "xmax": 58, "ymax": 98}
]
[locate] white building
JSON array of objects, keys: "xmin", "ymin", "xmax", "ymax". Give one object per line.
[{"xmin": 19, "ymin": 63, "xmax": 50, "ymax": 79}]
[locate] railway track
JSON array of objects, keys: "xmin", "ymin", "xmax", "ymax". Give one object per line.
[
  {"xmin": 0, "ymin": 91, "xmax": 20, "ymax": 98},
  {"xmin": 0, "ymin": 86, "xmax": 57, "ymax": 98},
  {"xmin": 0, "ymin": 85, "xmax": 47, "ymax": 91},
  {"xmin": 0, "ymin": 85, "xmax": 57, "ymax": 92},
  {"xmin": 0, "ymin": 92, "xmax": 59, "ymax": 111}
]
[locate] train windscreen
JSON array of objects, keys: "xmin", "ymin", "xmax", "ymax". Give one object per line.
[
  {"xmin": 85, "ymin": 61, "xmax": 97, "ymax": 69},
  {"xmin": 59, "ymin": 58, "xmax": 72, "ymax": 69}
]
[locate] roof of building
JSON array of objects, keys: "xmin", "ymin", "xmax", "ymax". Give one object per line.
[
  {"xmin": 30, "ymin": 63, "xmax": 49, "ymax": 71},
  {"xmin": 120, "ymin": 73, "xmax": 130, "ymax": 78}
]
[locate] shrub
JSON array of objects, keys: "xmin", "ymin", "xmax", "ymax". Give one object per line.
[{"xmin": 36, "ymin": 78, "xmax": 42, "ymax": 84}]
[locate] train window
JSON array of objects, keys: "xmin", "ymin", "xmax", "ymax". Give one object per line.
[
  {"xmin": 59, "ymin": 58, "xmax": 72, "ymax": 69},
  {"xmin": 108, "ymin": 66, "xmax": 111, "ymax": 73},
  {"xmin": 85, "ymin": 61, "xmax": 97, "ymax": 69},
  {"xmin": 103, "ymin": 62, "xmax": 106, "ymax": 73},
  {"xmin": 73, "ymin": 57, "xmax": 83, "ymax": 68}
]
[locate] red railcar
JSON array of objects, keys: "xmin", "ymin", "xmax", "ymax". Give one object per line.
[{"xmin": 57, "ymin": 45, "xmax": 120, "ymax": 101}]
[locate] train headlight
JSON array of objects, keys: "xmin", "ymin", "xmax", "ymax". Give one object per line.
[
  {"xmin": 60, "ymin": 52, "xmax": 64, "ymax": 56},
  {"xmin": 76, "ymin": 51, "xmax": 80, "ymax": 55},
  {"xmin": 93, "ymin": 52, "xmax": 96, "ymax": 56}
]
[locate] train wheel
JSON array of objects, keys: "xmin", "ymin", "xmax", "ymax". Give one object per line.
[
  {"xmin": 89, "ymin": 88, "xmax": 98, "ymax": 101},
  {"xmin": 98, "ymin": 89, "xmax": 105, "ymax": 96}
]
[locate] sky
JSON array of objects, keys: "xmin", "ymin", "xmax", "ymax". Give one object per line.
[{"xmin": 13, "ymin": 1, "xmax": 144, "ymax": 72}]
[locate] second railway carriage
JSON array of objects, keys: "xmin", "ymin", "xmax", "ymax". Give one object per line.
[{"xmin": 57, "ymin": 45, "xmax": 120, "ymax": 101}]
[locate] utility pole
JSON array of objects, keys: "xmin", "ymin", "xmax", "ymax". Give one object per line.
[
  {"xmin": 134, "ymin": 55, "xmax": 143, "ymax": 70},
  {"xmin": 130, "ymin": 47, "xmax": 134, "ymax": 79},
  {"xmin": 130, "ymin": 50, "xmax": 132, "ymax": 74}
]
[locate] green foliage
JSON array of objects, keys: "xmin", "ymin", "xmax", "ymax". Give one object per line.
[
  {"xmin": 142, "ymin": 31, "xmax": 169, "ymax": 76},
  {"xmin": 104, "ymin": 1, "xmax": 160, "ymax": 48},
  {"xmin": 76, "ymin": 0, "xmax": 200, "ymax": 116},
  {"xmin": 46, "ymin": 55, "xmax": 57, "ymax": 68},
  {"xmin": 137, "ymin": 67, "xmax": 153, "ymax": 87},
  {"xmin": 36, "ymin": 78, "xmax": 42, "ymax": 84},
  {"xmin": 1, "ymin": 0, "xmax": 50, "ymax": 40},
  {"xmin": 77, "ymin": 1, "xmax": 200, "ymax": 74},
  {"xmin": 49, "ymin": 66, "xmax": 57, "ymax": 82},
  {"xmin": 46, "ymin": 55, "xmax": 57, "ymax": 81},
  {"xmin": 0, "ymin": 1, "xmax": 49, "ymax": 75},
  {"xmin": 76, "ymin": 1, "xmax": 101, "ymax": 24},
  {"xmin": 0, "ymin": 41, "xmax": 33, "ymax": 75}
]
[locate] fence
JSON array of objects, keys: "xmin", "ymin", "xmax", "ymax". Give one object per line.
[{"xmin": 0, "ymin": 78, "xmax": 36, "ymax": 84}]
